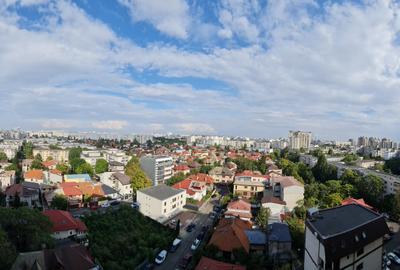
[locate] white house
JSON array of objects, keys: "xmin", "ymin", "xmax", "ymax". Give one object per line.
[
  {"xmin": 304, "ymin": 204, "xmax": 389, "ymax": 270},
  {"xmin": 43, "ymin": 210, "xmax": 87, "ymax": 240},
  {"xmin": 0, "ymin": 170, "xmax": 15, "ymax": 191},
  {"xmin": 269, "ymin": 175, "xmax": 304, "ymax": 211},
  {"xmin": 137, "ymin": 184, "xmax": 186, "ymax": 222},
  {"xmin": 99, "ymin": 172, "xmax": 133, "ymax": 200}
]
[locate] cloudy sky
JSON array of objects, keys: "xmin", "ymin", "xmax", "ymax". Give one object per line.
[{"xmin": 1, "ymin": 0, "xmax": 400, "ymax": 140}]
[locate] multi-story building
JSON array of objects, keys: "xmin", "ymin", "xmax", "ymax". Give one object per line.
[
  {"xmin": 99, "ymin": 172, "xmax": 133, "ymax": 200},
  {"xmin": 299, "ymin": 154, "xmax": 318, "ymax": 168},
  {"xmin": 136, "ymin": 184, "xmax": 186, "ymax": 222},
  {"xmin": 288, "ymin": 131, "xmax": 312, "ymax": 150},
  {"xmin": 32, "ymin": 148, "xmax": 69, "ymax": 162},
  {"xmin": 269, "ymin": 175, "xmax": 304, "ymax": 211},
  {"xmin": 80, "ymin": 150, "xmax": 102, "ymax": 166},
  {"xmin": 304, "ymin": 204, "xmax": 389, "ymax": 270},
  {"xmin": 233, "ymin": 170, "xmax": 268, "ymax": 199},
  {"xmin": 0, "ymin": 140, "xmax": 21, "ymax": 159},
  {"xmin": 0, "ymin": 170, "xmax": 15, "ymax": 191},
  {"xmin": 139, "ymin": 155, "xmax": 173, "ymax": 186}
]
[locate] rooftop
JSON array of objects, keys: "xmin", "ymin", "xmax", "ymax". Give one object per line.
[
  {"xmin": 195, "ymin": 256, "xmax": 246, "ymax": 270},
  {"xmin": 138, "ymin": 184, "xmax": 184, "ymax": 201}
]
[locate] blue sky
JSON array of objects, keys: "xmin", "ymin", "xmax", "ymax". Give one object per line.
[{"xmin": 0, "ymin": 0, "xmax": 400, "ymax": 140}]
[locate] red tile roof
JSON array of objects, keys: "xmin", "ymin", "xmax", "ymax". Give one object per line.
[
  {"xmin": 172, "ymin": 179, "xmax": 192, "ymax": 190},
  {"xmin": 42, "ymin": 160, "xmax": 57, "ymax": 168},
  {"xmin": 187, "ymin": 173, "xmax": 214, "ymax": 184},
  {"xmin": 24, "ymin": 169, "xmax": 44, "ymax": 180},
  {"xmin": 174, "ymin": 164, "xmax": 190, "ymax": 171},
  {"xmin": 208, "ymin": 218, "xmax": 251, "ymax": 253},
  {"xmin": 341, "ymin": 197, "xmax": 373, "ymax": 210},
  {"xmin": 50, "ymin": 169, "xmax": 62, "ymax": 175},
  {"xmin": 195, "ymin": 256, "xmax": 246, "ymax": 270},
  {"xmin": 227, "ymin": 199, "xmax": 251, "ymax": 212},
  {"xmin": 43, "ymin": 210, "xmax": 87, "ymax": 233},
  {"xmin": 60, "ymin": 182, "xmax": 83, "ymax": 196}
]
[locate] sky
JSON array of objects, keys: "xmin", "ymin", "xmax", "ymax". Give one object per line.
[{"xmin": 1, "ymin": 0, "xmax": 400, "ymax": 140}]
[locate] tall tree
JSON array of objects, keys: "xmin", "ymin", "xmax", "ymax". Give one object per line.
[
  {"xmin": 51, "ymin": 195, "xmax": 68, "ymax": 210},
  {"xmin": 125, "ymin": 157, "xmax": 152, "ymax": 194},
  {"xmin": 68, "ymin": 147, "xmax": 82, "ymax": 161},
  {"xmin": 56, "ymin": 162, "xmax": 69, "ymax": 174},
  {"xmin": 255, "ymin": 207, "xmax": 271, "ymax": 230},
  {"xmin": 76, "ymin": 162, "xmax": 94, "ymax": 176},
  {"xmin": 0, "ymin": 228, "xmax": 17, "ymax": 270},
  {"xmin": 23, "ymin": 141, "xmax": 34, "ymax": 159},
  {"xmin": 312, "ymin": 155, "xmax": 337, "ymax": 182},
  {"xmin": 95, "ymin": 159, "xmax": 109, "ymax": 174},
  {"xmin": 384, "ymin": 157, "xmax": 400, "ymax": 175},
  {"xmin": 356, "ymin": 174, "xmax": 384, "ymax": 207}
]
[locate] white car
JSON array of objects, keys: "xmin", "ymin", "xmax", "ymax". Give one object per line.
[
  {"xmin": 155, "ymin": 250, "xmax": 167, "ymax": 264},
  {"xmin": 191, "ymin": 239, "xmax": 201, "ymax": 250},
  {"xmin": 388, "ymin": 252, "xmax": 400, "ymax": 265},
  {"xmin": 101, "ymin": 201, "xmax": 110, "ymax": 208}
]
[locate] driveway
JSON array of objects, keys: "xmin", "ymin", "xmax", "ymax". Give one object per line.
[{"xmin": 155, "ymin": 197, "xmax": 217, "ymax": 270}]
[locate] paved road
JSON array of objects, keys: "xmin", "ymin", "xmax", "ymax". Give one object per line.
[{"xmin": 155, "ymin": 197, "xmax": 217, "ymax": 270}]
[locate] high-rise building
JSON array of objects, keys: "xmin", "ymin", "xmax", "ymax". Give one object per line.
[
  {"xmin": 139, "ymin": 155, "xmax": 173, "ymax": 186},
  {"xmin": 288, "ymin": 131, "xmax": 312, "ymax": 150},
  {"xmin": 304, "ymin": 204, "xmax": 389, "ymax": 270},
  {"xmin": 357, "ymin": 136, "xmax": 369, "ymax": 147}
]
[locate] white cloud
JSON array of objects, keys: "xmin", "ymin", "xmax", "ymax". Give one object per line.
[
  {"xmin": 174, "ymin": 123, "xmax": 215, "ymax": 134},
  {"xmin": 118, "ymin": 0, "xmax": 190, "ymax": 39},
  {"xmin": 41, "ymin": 119, "xmax": 74, "ymax": 129},
  {"xmin": 92, "ymin": 120, "xmax": 128, "ymax": 130}
]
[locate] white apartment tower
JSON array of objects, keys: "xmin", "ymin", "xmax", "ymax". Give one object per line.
[
  {"xmin": 288, "ymin": 131, "xmax": 312, "ymax": 150},
  {"xmin": 139, "ymin": 155, "xmax": 173, "ymax": 186}
]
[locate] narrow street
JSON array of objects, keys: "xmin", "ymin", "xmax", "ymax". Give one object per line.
[{"xmin": 155, "ymin": 197, "xmax": 217, "ymax": 270}]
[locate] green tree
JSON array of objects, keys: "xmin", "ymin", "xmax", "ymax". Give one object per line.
[
  {"xmin": 0, "ymin": 228, "xmax": 17, "ymax": 270},
  {"xmin": 51, "ymin": 195, "xmax": 68, "ymax": 210},
  {"xmin": 384, "ymin": 157, "xmax": 400, "ymax": 175},
  {"xmin": 23, "ymin": 142, "xmax": 34, "ymax": 159},
  {"xmin": 166, "ymin": 172, "xmax": 186, "ymax": 186},
  {"xmin": 0, "ymin": 151, "xmax": 7, "ymax": 161},
  {"xmin": 69, "ymin": 158, "xmax": 86, "ymax": 173},
  {"xmin": 255, "ymin": 207, "xmax": 271, "ymax": 230},
  {"xmin": 125, "ymin": 157, "xmax": 152, "ymax": 194},
  {"xmin": 342, "ymin": 154, "xmax": 359, "ymax": 165},
  {"xmin": 286, "ymin": 217, "xmax": 305, "ymax": 254},
  {"xmin": 199, "ymin": 164, "xmax": 214, "ymax": 174},
  {"xmin": 95, "ymin": 159, "xmax": 109, "ymax": 174},
  {"xmin": 340, "ymin": 169, "xmax": 360, "ymax": 186},
  {"xmin": 297, "ymin": 162, "xmax": 315, "ymax": 184},
  {"xmin": 312, "ymin": 155, "xmax": 337, "ymax": 182},
  {"xmin": 68, "ymin": 147, "xmax": 82, "ymax": 161},
  {"xmin": 76, "ymin": 162, "xmax": 94, "ymax": 176},
  {"xmin": 0, "ymin": 207, "xmax": 53, "ymax": 252},
  {"xmin": 30, "ymin": 154, "xmax": 44, "ymax": 170},
  {"xmin": 56, "ymin": 162, "xmax": 69, "ymax": 174},
  {"xmin": 356, "ymin": 174, "xmax": 384, "ymax": 207}
]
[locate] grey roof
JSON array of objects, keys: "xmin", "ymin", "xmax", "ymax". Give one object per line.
[
  {"xmin": 268, "ymin": 223, "xmax": 292, "ymax": 242},
  {"xmin": 245, "ymin": 230, "xmax": 267, "ymax": 245},
  {"xmin": 112, "ymin": 172, "xmax": 131, "ymax": 185},
  {"xmin": 138, "ymin": 184, "xmax": 184, "ymax": 201},
  {"xmin": 308, "ymin": 204, "xmax": 381, "ymax": 237},
  {"xmin": 109, "ymin": 161, "xmax": 124, "ymax": 166},
  {"xmin": 101, "ymin": 184, "xmax": 118, "ymax": 195}
]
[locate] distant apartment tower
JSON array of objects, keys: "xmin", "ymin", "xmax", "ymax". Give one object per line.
[
  {"xmin": 139, "ymin": 155, "xmax": 173, "ymax": 186},
  {"xmin": 288, "ymin": 131, "xmax": 312, "ymax": 150},
  {"xmin": 357, "ymin": 136, "xmax": 369, "ymax": 147},
  {"xmin": 304, "ymin": 204, "xmax": 389, "ymax": 270}
]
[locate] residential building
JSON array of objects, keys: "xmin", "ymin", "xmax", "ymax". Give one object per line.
[
  {"xmin": 261, "ymin": 193, "xmax": 287, "ymax": 220},
  {"xmin": 24, "ymin": 169, "xmax": 45, "ymax": 184},
  {"xmin": 288, "ymin": 130, "xmax": 312, "ymax": 150},
  {"xmin": 267, "ymin": 223, "xmax": 292, "ymax": 260},
  {"xmin": 304, "ymin": 204, "xmax": 389, "ymax": 270},
  {"xmin": 108, "ymin": 161, "xmax": 125, "ymax": 172},
  {"xmin": 139, "ymin": 155, "xmax": 173, "ymax": 186},
  {"xmin": 41, "ymin": 160, "xmax": 57, "ymax": 170},
  {"xmin": 5, "ymin": 182, "xmax": 41, "ymax": 207},
  {"xmin": 99, "ymin": 172, "xmax": 133, "ymax": 200},
  {"xmin": 195, "ymin": 256, "xmax": 246, "ymax": 270},
  {"xmin": 103, "ymin": 149, "xmax": 131, "ymax": 165},
  {"xmin": 224, "ymin": 199, "xmax": 253, "ymax": 221},
  {"xmin": 173, "ymin": 164, "xmax": 190, "ymax": 175},
  {"xmin": 0, "ymin": 141, "xmax": 21, "ymax": 159},
  {"xmin": 43, "ymin": 210, "xmax": 87, "ymax": 240},
  {"xmin": 21, "ymin": 159, "xmax": 33, "ymax": 173},
  {"xmin": 209, "ymin": 166, "xmax": 234, "ymax": 183},
  {"xmin": 299, "ymin": 154, "xmax": 318, "ymax": 168},
  {"xmin": 233, "ymin": 171, "xmax": 268, "ymax": 199},
  {"xmin": 46, "ymin": 169, "xmax": 63, "ymax": 184},
  {"xmin": 136, "ymin": 184, "xmax": 186, "ymax": 222},
  {"xmin": 341, "ymin": 197, "xmax": 374, "ymax": 210},
  {"xmin": 172, "ymin": 178, "xmax": 207, "ymax": 201},
  {"xmin": 0, "ymin": 170, "xmax": 15, "ymax": 191},
  {"xmin": 32, "ymin": 148, "xmax": 69, "ymax": 162},
  {"xmin": 269, "ymin": 175, "xmax": 304, "ymax": 211},
  {"xmin": 80, "ymin": 150, "xmax": 102, "ymax": 166},
  {"xmin": 208, "ymin": 218, "xmax": 251, "ymax": 256},
  {"xmin": 245, "ymin": 229, "xmax": 267, "ymax": 254},
  {"xmin": 186, "ymin": 173, "xmax": 215, "ymax": 190}
]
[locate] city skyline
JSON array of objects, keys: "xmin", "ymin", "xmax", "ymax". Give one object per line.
[{"xmin": 1, "ymin": 1, "xmax": 400, "ymax": 140}]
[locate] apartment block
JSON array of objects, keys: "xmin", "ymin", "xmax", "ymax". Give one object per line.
[{"xmin": 140, "ymin": 155, "xmax": 173, "ymax": 186}]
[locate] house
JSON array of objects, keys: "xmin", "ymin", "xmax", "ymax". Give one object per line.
[
  {"xmin": 43, "ymin": 210, "xmax": 87, "ymax": 240},
  {"xmin": 267, "ymin": 164, "xmax": 283, "ymax": 174},
  {"xmin": 0, "ymin": 170, "xmax": 16, "ymax": 191},
  {"xmin": 24, "ymin": 169, "xmax": 45, "ymax": 184},
  {"xmin": 172, "ymin": 178, "xmax": 207, "ymax": 201},
  {"xmin": 245, "ymin": 229, "xmax": 267, "ymax": 254},
  {"xmin": 173, "ymin": 164, "xmax": 190, "ymax": 175},
  {"xmin": 261, "ymin": 193, "xmax": 287, "ymax": 220},
  {"xmin": 225, "ymin": 199, "xmax": 253, "ymax": 221},
  {"xmin": 208, "ymin": 218, "xmax": 251, "ymax": 256},
  {"xmin": 233, "ymin": 170, "xmax": 268, "ymax": 199},
  {"xmin": 108, "ymin": 161, "xmax": 125, "ymax": 172},
  {"xmin": 209, "ymin": 166, "xmax": 234, "ymax": 184},
  {"xmin": 269, "ymin": 175, "xmax": 304, "ymax": 211},
  {"xmin": 47, "ymin": 169, "xmax": 63, "ymax": 184},
  {"xmin": 186, "ymin": 173, "xmax": 214, "ymax": 190},
  {"xmin": 5, "ymin": 182, "xmax": 41, "ymax": 207},
  {"xmin": 137, "ymin": 184, "xmax": 186, "ymax": 222},
  {"xmin": 64, "ymin": 174, "xmax": 91, "ymax": 183},
  {"xmin": 99, "ymin": 172, "xmax": 133, "ymax": 200},
  {"xmin": 11, "ymin": 244, "xmax": 97, "ymax": 270},
  {"xmin": 304, "ymin": 204, "xmax": 389, "ymax": 270},
  {"xmin": 58, "ymin": 182, "xmax": 84, "ymax": 208},
  {"xmin": 267, "ymin": 223, "xmax": 292, "ymax": 261},
  {"xmin": 195, "ymin": 256, "xmax": 246, "ymax": 270},
  {"xmin": 21, "ymin": 159, "xmax": 33, "ymax": 173},
  {"xmin": 41, "ymin": 160, "xmax": 57, "ymax": 170}
]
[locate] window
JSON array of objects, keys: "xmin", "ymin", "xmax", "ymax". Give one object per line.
[
  {"xmin": 164, "ymin": 209, "xmax": 166, "ymax": 213},
  {"xmin": 164, "ymin": 202, "xmax": 166, "ymax": 206},
  {"xmin": 357, "ymin": 247, "xmax": 364, "ymax": 257},
  {"xmin": 356, "ymin": 263, "xmax": 363, "ymax": 270}
]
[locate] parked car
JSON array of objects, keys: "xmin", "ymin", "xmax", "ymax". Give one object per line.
[
  {"xmin": 101, "ymin": 201, "xmax": 110, "ymax": 208},
  {"xmin": 179, "ymin": 253, "xmax": 193, "ymax": 269},
  {"xmin": 186, "ymin": 223, "xmax": 196, "ymax": 232},
  {"xmin": 155, "ymin": 250, "xmax": 167, "ymax": 265},
  {"xmin": 169, "ymin": 238, "xmax": 182, "ymax": 253},
  {"xmin": 191, "ymin": 239, "xmax": 201, "ymax": 250},
  {"xmin": 388, "ymin": 252, "xmax": 400, "ymax": 265},
  {"xmin": 131, "ymin": 202, "xmax": 139, "ymax": 209}
]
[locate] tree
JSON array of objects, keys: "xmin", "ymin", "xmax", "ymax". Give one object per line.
[
  {"xmin": 56, "ymin": 162, "xmax": 69, "ymax": 174},
  {"xmin": 312, "ymin": 155, "xmax": 337, "ymax": 182},
  {"xmin": 46, "ymin": 156, "xmax": 53, "ymax": 161},
  {"xmin": 340, "ymin": 169, "xmax": 360, "ymax": 185},
  {"xmin": 356, "ymin": 174, "xmax": 384, "ymax": 207},
  {"xmin": 256, "ymin": 207, "xmax": 271, "ymax": 230},
  {"xmin": 384, "ymin": 157, "xmax": 400, "ymax": 175},
  {"xmin": 95, "ymin": 159, "xmax": 109, "ymax": 174},
  {"xmin": 68, "ymin": 147, "xmax": 82, "ymax": 161},
  {"xmin": 381, "ymin": 194, "xmax": 400, "ymax": 220},
  {"xmin": 0, "ymin": 228, "xmax": 17, "ymax": 270},
  {"xmin": 342, "ymin": 154, "xmax": 359, "ymax": 165},
  {"xmin": 51, "ymin": 195, "xmax": 68, "ymax": 210},
  {"xmin": 13, "ymin": 193, "xmax": 21, "ymax": 208},
  {"xmin": 166, "ymin": 172, "xmax": 186, "ymax": 186},
  {"xmin": 0, "ymin": 151, "xmax": 7, "ymax": 161},
  {"xmin": 30, "ymin": 154, "xmax": 44, "ymax": 170},
  {"xmin": 69, "ymin": 158, "xmax": 86, "ymax": 173},
  {"xmin": 76, "ymin": 162, "xmax": 94, "ymax": 176},
  {"xmin": 23, "ymin": 142, "xmax": 34, "ymax": 159},
  {"xmin": 286, "ymin": 217, "xmax": 305, "ymax": 254},
  {"xmin": 297, "ymin": 162, "xmax": 315, "ymax": 184},
  {"xmin": 199, "ymin": 164, "xmax": 214, "ymax": 174},
  {"xmin": 125, "ymin": 157, "xmax": 152, "ymax": 194}
]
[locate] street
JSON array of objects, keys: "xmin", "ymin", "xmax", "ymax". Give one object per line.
[{"xmin": 155, "ymin": 197, "xmax": 217, "ymax": 270}]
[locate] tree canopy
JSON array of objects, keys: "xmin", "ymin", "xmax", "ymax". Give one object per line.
[
  {"xmin": 385, "ymin": 157, "xmax": 400, "ymax": 175},
  {"xmin": 76, "ymin": 162, "xmax": 94, "ymax": 176},
  {"xmin": 95, "ymin": 159, "xmax": 109, "ymax": 174},
  {"xmin": 166, "ymin": 172, "xmax": 186, "ymax": 186},
  {"xmin": 312, "ymin": 155, "xmax": 337, "ymax": 182},
  {"xmin": 255, "ymin": 207, "xmax": 271, "ymax": 230},
  {"xmin": 0, "ymin": 228, "xmax": 17, "ymax": 270},
  {"xmin": 125, "ymin": 156, "xmax": 152, "ymax": 194},
  {"xmin": 51, "ymin": 194, "xmax": 68, "ymax": 210},
  {"xmin": 23, "ymin": 141, "xmax": 34, "ymax": 159}
]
